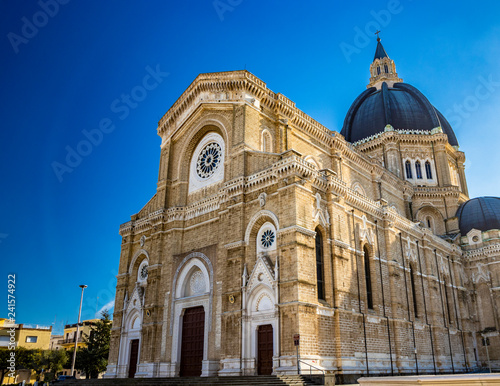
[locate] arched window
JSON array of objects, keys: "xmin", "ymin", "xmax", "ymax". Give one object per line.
[
  {"xmin": 410, "ymin": 265, "xmax": 418, "ymax": 318},
  {"xmin": 425, "ymin": 161, "xmax": 433, "ymax": 179},
  {"xmin": 189, "ymin": 132, "xmax": 225, "ymax": 193},
  {"xmin": 377, "ymin": 66, "xmax": 381, "ymax": 75},
  {"xmin": 261, "ymin": 130, "xmax": 272, "ymax": 153},
  {"xmin": 405, "ymin": 160, "xmax": 413, "ymax": 179},
  {"xmin": 315, "ymin": 229, "xmax": 325, "ymax": 301},
  {"xmin": 384, "ymin": 64, "xmax": 389, "ymax": 73},
  {"xmin": 415, "ymin": 161, "xmax": 422, "ymax": 179},
  {"xmin": 364, "ymin": 246, "xmax": 373, "ymax": 310}
]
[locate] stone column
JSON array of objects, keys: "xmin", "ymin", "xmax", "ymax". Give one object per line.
[
  {"xmin": 457, "ymin": 156, "xmax": 469, "ymax": 197},
  {"xmin": 384, "ymin": 141, "xmax": 402, "ymax": 178},
  {"xmin": 434, "ymin": 143, "xmax": 452, "ymax": 187}
]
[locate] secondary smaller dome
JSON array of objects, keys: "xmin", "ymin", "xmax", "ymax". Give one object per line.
[{"xmin": 456, "ymin": 197, "xmax": 500, "ymax": 234}]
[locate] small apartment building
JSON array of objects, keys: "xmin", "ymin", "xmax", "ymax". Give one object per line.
[
  {"xmin": 17, "ymin": 324, "xmax": 52, "ymax": 350},
  {"xmin": 0, "ymin": 319, "xmax": 52, "ymax": 350},
  {"xmin": 60, "ymin": 319, "xmax": 100, "ymax": 350},
  {"xmin": 0, "ymin": 319, "xmax": 52, "ymax": 384},
  {"xmin": 0, "ymin": 318, "xmax": 15, "ymax": 349},
  {"xmin": 50, "ymin": 334, "xmax": 64, "ymax": 350},
  {"xmin": 59, "ymin": 319, "xmax": 112, "ymax": 379}
]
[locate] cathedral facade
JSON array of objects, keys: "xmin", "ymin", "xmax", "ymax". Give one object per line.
[{"xmin": 105, "ymin": 40, "xmax": 500, "ymax": 382}]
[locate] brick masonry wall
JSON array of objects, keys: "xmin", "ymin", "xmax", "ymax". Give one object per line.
[{"xmin": 107, "ymin": 80, "xmax": 496, "ymax": 377}]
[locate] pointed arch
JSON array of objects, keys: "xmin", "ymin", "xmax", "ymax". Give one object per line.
[
  {"xmin": 415, "ymin": 160, "xmax": 423, "ymax": 179},
  {"xmin": 425, "ymin": 160, "xmax": 433, "ymax": 179},
  {"xmin": 244, "ymin": 210, "xmax": 280, "ymax": 246},
  {"xmin": 169, "ymin": 252, "xmax": 215, "ymax": 376},
  {"xmin": 128, "ymin": 249, "xmax": 150, "ymax": 275},
  {"xmin": 116, "ymin": 288, "xmax": 144, "ymax": 378},
  {"xmin": 248, "ymin": 283, "xmax": 275, "ymax": 314},
  {"xmin": 304, "ymin": 155, "xmax": 320, "ymax": 170},
  {"xmin": 351, "ymin": 181, "xmax": 367, "ymax": 196},
  {"xmin": 405, "ymin": 160, "xmax": 413, "ymax": 179},
  {"xmin": 188, "ymin": 132, "xmax": 225, "ymax": 193},
  {"xmin": 415, "ymin": 206, "xmax": 446, "ymax": 235}
]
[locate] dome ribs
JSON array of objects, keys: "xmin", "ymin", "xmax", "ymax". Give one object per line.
[
  {"xmin": 381, "ymin": 82, "xmax": 393, "ymax": 126},
  {"xmin": 341, "ymin": 87, "xmax": 375, "ymax": 142},
  {"xmin": 457, "ymin": 197, "xmax": 500, "ymax": 234},
  {"xmin": 342, "ymin": 82, "xmax": 458, "ymax": 146}
]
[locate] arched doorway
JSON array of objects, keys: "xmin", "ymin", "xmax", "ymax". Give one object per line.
[{"xmin": 170, "ymin": 252, "xmax": 215, "ymax": 377}]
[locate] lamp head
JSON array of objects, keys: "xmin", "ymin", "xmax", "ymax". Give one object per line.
[{"xmin": 79, "ymin": 285, "xmax": 88, "ymax": 289}]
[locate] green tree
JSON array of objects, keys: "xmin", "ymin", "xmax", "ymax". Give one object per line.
[
  {"xmin": 0, "ymin": 348, "xmax": 11, "ymax": 384},
  {"xmin": 28, "ymin": 349, "xmax": 45, "ymax": 381},
  {"xmin": 75, "ymin": 310, "xmax": 112, "ymax": 378},
  {"xmin": 45, "ymin": 349, "xmax": 68, "ymax": 380},
  {"xmin": 0, "ymin": 347, "xmax": 38, "ymax": 383},
  {"xmin": 0, "ymin": 347, "xmax": 68, "ymax": 383}
]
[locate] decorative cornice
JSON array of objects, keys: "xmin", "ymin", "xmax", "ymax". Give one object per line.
[
  {"xmin": 465, "ymin": 244, "xmax": 500, "ymax": 260},
  {"xmin": 353, "ymin": 130, "xmax": 449, "ymax": 149},
  {"xmin": 413, "ymin": 185, "xmax": 461, "ymax": 199},
  {"xmin": 119, "ymin": 152, "xmax": 458, "ymax": 258},
  {"xmin": 278, "ymin": 225, "xmax": 317, "ymax": 238},
  {"xmin": 224, "ymin": 240, "xmax": 246, "ymax": 250},
  {"xmin": 157, "ymin": 70, "xmax": 334, "ymax": 149}
]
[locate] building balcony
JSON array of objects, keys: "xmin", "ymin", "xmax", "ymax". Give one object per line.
[{"xmin": 60, "ymin": 337, "xmax": 84, "ymax": 344}]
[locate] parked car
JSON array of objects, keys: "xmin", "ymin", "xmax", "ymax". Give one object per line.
[{"xmin": 52, "ymin": 375, "xmax": 76, "ymax": 383}]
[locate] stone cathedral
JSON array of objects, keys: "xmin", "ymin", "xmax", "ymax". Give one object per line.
[{"xmin": 105, "ymin": 39, "xmax": 500, "ymax": 382}]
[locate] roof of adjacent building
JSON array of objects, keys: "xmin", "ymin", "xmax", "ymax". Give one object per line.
[
  {"xmin": 456, "ymin": 197, "xmax": 500, "ymax": 234},
  {"xmin": 341, "ymin": 82, "xmax": 459, "ymax": 146}
]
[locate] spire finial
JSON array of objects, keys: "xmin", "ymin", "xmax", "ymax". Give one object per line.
[{"xmin": 368, "ymin": 36, "xmax": 403, "ymax": 89}]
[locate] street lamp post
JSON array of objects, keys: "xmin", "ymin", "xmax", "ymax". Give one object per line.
[{"xmin": 70, "ymin": 284, "xmax": 87, "ymax": 377}]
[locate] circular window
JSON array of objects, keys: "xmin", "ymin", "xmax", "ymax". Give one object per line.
[
  {"xmin": 189, "ymin": 270, "xmax": 206, "ymax": 295},
  {"xmin": 257, "ymin": 222, "xmax": 278, "ymax": 253},
  {"xmin": 472, "ymin": 235, "xmax": 480, "ymax": 242},
  {"xmin": 261, "ymin": 229, "xmax": 275, "ymax": 248},
  {"xmin": 139, "ymin": 264, "xmax": 148, "ymax": 280},
  {"xmin": 196, "ymin": 142, "xmax": 222, "ymax": 179}
]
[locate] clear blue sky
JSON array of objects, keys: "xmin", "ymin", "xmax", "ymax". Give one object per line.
[{"xmin": 2, "ymin": 1, "xmax": 500, "ymax": 334}]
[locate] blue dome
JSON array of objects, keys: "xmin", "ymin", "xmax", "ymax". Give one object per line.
[
  {"xmin": 456, "ymin": 197, "xmax": 500, "ymax": 234},
  {"xmin": 341, "ymin": 82, "xmax": 458, "ymax": 146}
]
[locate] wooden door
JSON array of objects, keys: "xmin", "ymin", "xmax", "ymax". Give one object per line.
[
  {"xmin": 180, "ymin": 306, "xmax": 205, "ymax": 376},
  {"xmin": 257, "ymin": 324, "xmax": 273, "ymax": 375},
  {"xmin": 128, "ymin": 339, "xmax": 139, "ymax": 378}
]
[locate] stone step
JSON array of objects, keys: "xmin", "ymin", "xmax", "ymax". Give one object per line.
[{"xmin": 62, "ymin": 374, "xmax": 322, "ymax": 386}]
